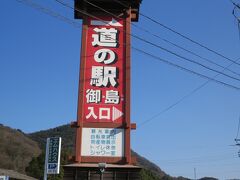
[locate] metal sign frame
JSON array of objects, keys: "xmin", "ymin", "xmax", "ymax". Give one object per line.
[{"xmin": 44, "ymin": 137, "xmax": 62, "ymax": 180}]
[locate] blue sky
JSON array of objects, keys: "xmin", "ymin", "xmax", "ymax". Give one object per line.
[{"xmin": 1, "ymin": 0, "xmax": 240, "ymax": 179}]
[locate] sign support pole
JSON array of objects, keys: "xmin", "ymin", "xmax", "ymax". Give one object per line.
[
  {"xmin": 125, "ymin": 9, "xmax": 132, "ymax": 164},
  {"xmin": 44, "ymin": 138, "xmax": 49, "ymax": 180},
  {"xmin": 75, "ymin": 17, "xmax": 88, "ymax": 163}
]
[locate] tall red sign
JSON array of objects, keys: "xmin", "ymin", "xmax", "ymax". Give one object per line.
[
  {"xmin": 83, "ymin": 17, "xmax": 125, "ymax": 124},
  {"xmin": 75, "ymin": 15, "xmax": 132, "ymax": 164}
]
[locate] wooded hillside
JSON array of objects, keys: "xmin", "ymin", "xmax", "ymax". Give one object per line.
[{"xmin": 0, "ymin": 124, "xmax": 41, "ymax": 173}]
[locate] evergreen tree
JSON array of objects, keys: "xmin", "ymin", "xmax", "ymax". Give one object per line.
[
  {"xmin": 26, "ymin": 153, "xmax": 45, "ymax": 179},
  {"xmin": 26, "ymin": 150, "xmax": 70, "ymax": 180}
]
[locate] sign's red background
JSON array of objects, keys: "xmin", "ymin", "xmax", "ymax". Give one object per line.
[{"xmin": 83, "ymin": 17, "xmax": 126, "ymax": 123}]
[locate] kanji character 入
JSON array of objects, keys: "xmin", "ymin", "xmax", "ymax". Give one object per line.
[{"xmin": 86, "ymin": 107, "xmax": 97, "ymax": 119}]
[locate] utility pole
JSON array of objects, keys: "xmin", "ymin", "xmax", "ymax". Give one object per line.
[{"xmin": 194, "ymin": 168, "xmax": 197, "ymax": 180}]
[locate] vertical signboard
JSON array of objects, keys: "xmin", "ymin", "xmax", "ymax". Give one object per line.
[
  {"xmin": 76, "ymin": 15, "xmax": 132, "ymax": 163},
  {"xmin": 45, "ymin": 137, "xmax": 62, "ymax": 174},
  {"xmin": 83, "ymin": 17, "xmax": 125, "ymax": 123}
]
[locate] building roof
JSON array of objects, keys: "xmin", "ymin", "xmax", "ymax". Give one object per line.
[
  {"xmin": 64, "ymin": 163, "xmax": 141, "ymax": 169},
  {"xmin": 0, "ymin": 169, "xmax": 37, "ymax": 180},
  {"xmin": 74, "ymin": 0, "xmax": 142, "ymax": 21}
]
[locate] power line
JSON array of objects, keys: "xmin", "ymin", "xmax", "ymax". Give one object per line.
[
  {"xmin": 230, "ymin": 0, "xmax": 240, "ymax": 9},
  {"xmin": 131, "ymin": 34, "xmax": 240, "ymax": 82},
  {"xmin": 15, "ymin": 0, "xmax": 129, "ymax": 59},
  {"xmin": 112, "ymin": 0, "xmax": 240, "ymax": 67},
  {"xmin": 83, "ymin": 0, "xmax": 240, "ymax": 77},
  {"xmin": 138, "ymin": 57, "xmax": 240, "ymax": 127},
  {"xmin": 57, "ymin": 0, "xmax": 240, "ymax": 83},
  {"xmin": 16, "ymin": 0, "xmax": 240, "ymax": 91},
  {"xmin": 80, "ymin": 0, "xmax": 240, "ymax": 81},
  {"xmin": 56, "ymin": 0, "xmax": 240, "ymax": 90},
  {"xmin": 67, "ymin": 0, "xmax": 240, "ymax": 127},
  {"xmin": 230, "ymin": 0, "xmax": 240, "ymax": 38},
  {"xmin": 16, "ymin": 1, "xmax": 240, "ymax": 174},
  {"xmin": 16, "ymin": 0, "xmax": 240, "ymax": 131},
  {"xmin": 15, "ymin": 0, "xmax": 81, "ymax": 28},
  {"xmin": 132, "ymin": 46, "xmax": 240, "ymax": 89},
  {"xmin": 235, "ymin": 115, "xmax": 240, "ymax": 140}
]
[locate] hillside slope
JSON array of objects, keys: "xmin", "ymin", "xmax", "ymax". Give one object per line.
[
  {"xmin": 0, "ymin": 124, "xmax": 217, "ymax": 179},
  {"xmin": 0, "ymin": 124, "xmax": 41, "ymax": 173}
]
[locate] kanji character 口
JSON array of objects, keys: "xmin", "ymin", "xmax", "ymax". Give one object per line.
[{"xmin": 99, "ymin": 108, "xmax": 111, "ymax": 120}]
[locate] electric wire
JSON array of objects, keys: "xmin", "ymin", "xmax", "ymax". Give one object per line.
[
  {"xmin": 15, "ymin": 0, "xmax": 130, "ymax": 60},
  {"xmin": 56, "ymin": 0, "xmax": 240, "ymax": 128},
  {"xmin": 138, "ymin": 57, "xmax": 240, "ymax": 127},
  {"xmin": 56, "ymin": 0, "xmax": 240, "ymax": 83},
  {"xmin": 15, "ymin": 0, "xmax": 81, "ymax": 28},
  {"xmin": 73, "ymin": 0, "xmax": 240, "ymax": 82},
  {"xmin": 131, "ymin": 31, "xmax": 240, "ymax": 82},
  {"xmin": 132, "ymin": 47, "xmax": 240, "ymax": 91},
  {"xmin": 230, "ymin": 0, "xmax": 240, "ymax": 38},
  {"xmin": 230, "ymin": 0, "xmax": 240, "ymax": 9},
  {"xmin": 15, "ymin": 0, "xmax": 240, "ymax": 171},
  {"xmin": 15, "ymin": 0, "xmax": 240, "ymax": 91},
  {"xmin": 112, "ymin": 0, "xmax": 240, "ymax": 67},
  {"xmin": 83, "ymin": 0, "xmax": 240, "ymax": 77},
  {"xmin": 16, "ymin": 0, "xmax": 240, "ymax": 161},
  {"xmin": 235, "ymin": 115, "xmax": 240, "ymax": 140}
]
